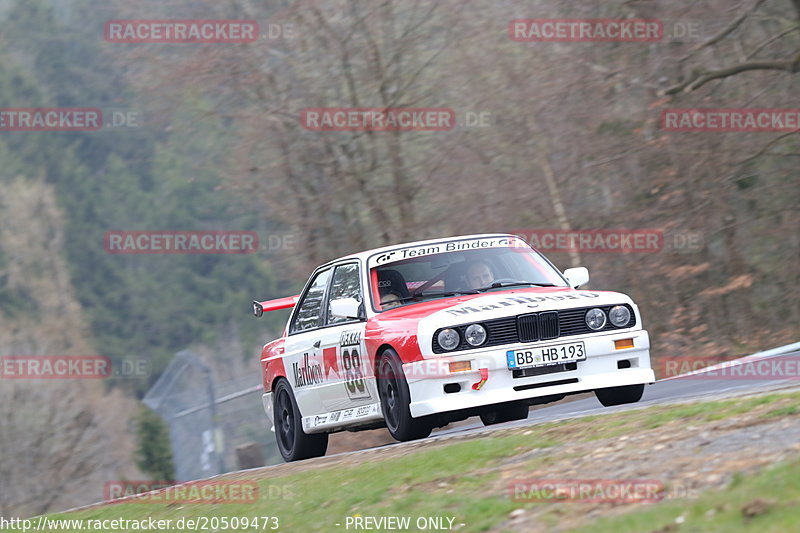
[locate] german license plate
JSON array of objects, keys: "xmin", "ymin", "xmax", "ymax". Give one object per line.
[{"xmin": 506, "ymin": 341, "xmax": 586, "ymax": 369}]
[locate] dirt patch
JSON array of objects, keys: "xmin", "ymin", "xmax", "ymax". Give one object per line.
[{"xmin": 491, "ymin": 404, "xmax": 800, "ymax": 531}]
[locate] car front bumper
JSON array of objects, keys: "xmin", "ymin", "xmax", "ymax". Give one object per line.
[{"xmin": 404, "ymin": 329, "xmax": 655, "ymax": 418}]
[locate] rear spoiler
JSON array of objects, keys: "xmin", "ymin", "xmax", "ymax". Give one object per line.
[{"xmin": 252, "ymin": 295, "xmax": 300, "ymax": 317}]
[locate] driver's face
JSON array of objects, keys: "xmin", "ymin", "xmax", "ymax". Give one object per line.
[
  {"xmin": 380, "ymin": 291, "xmax": 402, "ymax": 309},
  {"xmin": 466, "ymin": 263, "xmax": 493, "ymax": 289}
]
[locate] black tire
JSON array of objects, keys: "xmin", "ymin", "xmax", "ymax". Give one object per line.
[
  {"xmin": 272, "ymin": 379, "xmax": 328, "ymax": 462},
  {"xmin": 480, "ymin": 402, "xmax": 530, "ymax": 426},
  {"xmin": 377, "ymin": 349, "xmax": 432, "ymax": 441},
  {"xmin": 595, "ymin": 384, "xmax": 645, "ymax": 407}
]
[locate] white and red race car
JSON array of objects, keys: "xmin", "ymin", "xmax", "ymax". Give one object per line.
[{"xmin": 254, "ymin": 234, "xmax": 655, "ymax": 461}]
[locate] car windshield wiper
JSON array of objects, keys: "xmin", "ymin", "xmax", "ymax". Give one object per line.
[
  {"xmin": 477, "ymin": 281, "xmax": 557, "ymax": 291},
  {"xmin": 390, "ymin": 289, "xmax": 480, "ymax": 304},
  {"xmin": 417, "ymin": 290, "xmax": 480, "ymax": 297}
]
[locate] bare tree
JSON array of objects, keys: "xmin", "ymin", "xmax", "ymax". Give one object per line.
[
  {"xmin": 0, "ymin": 178, "xmax": 138, "ymax": 516},
  {"xmin": 119, "ymin": 0, "xmax": 799, "ymax": 357}
]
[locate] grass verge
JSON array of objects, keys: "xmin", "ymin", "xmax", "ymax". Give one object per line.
[{"xmin": 19, "ymin": 389, "xmax": 800, "ymax": 533}]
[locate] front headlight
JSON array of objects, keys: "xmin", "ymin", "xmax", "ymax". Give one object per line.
[
  {"xmin": 464, "ymin": 324, "xmax": 487, "ymax": 347},
  {"xmin": 437, "ymin": 328, "xmax": 460, "ymax": 351},
  {"xmin": 609, "ymin": 305, "xmax": 631, "ymax": 327},
  {"xmin": 585, "ymin": 308, "xmax": 607, "ymax": 330}
]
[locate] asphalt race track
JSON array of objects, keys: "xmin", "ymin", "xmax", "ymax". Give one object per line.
[
  {"xmin": 428, "ymin": 345, "xmax": 800, "ymax": 441},
  {"xmin": 61, "ymin": 344, "xmax": 800, "ymax": 515}
]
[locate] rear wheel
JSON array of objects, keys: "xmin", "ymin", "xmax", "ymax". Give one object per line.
[
  {"xmin": 595, "ymin": 384, "xmax": 645, "ymax": 407},
  {"xmin": 377, "ymin": 349, "xmax": 432, "ymax": 441},
  {"xmin": 273, "ymin": 379, "xmax": 328, "ymax": 462},
  {"xmin": 480, "ymin": 402, "xmax": 530, "ymax": 426}
]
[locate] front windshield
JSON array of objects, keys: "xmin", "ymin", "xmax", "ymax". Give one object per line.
[{"xmin": 369, "ymin": 237, "xmax": 568, "ymax": 311}]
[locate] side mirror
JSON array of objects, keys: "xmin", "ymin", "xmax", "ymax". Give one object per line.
[
  {"xmin": 563, "ymin": 267, "xmax": 589, "ymax": 289},
  {"xmin": 329, "ymin": 297, "xmax": 364, "ymax": 320}
]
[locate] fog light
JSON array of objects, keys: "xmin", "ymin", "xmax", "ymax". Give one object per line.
[
  {"xmin": 449, "ymin": 361, "xmax": 472, "ymax": 373},
  {"xmin": 614, "ymin": 338, "xmax": 634, "ymax": 350}
]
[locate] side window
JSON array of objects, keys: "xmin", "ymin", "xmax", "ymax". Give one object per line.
[
  {"xmin": 327, "ymin": 263, "xmax": 362, "ymax": 325},
  {"xmin": 290, "ymin": 269, "xmax": 331, "ymax": 334}
]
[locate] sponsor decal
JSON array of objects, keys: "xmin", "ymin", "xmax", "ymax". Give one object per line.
[
  {"xmin": 314, "ymin": 404, "xmax": 378, "ymax": 427},
  {"xmin": 444, "ymin": 292, "xmax": 600, "ymax": 317},
  {"xmin": 369, "ymin": 237, "xmax": 526, "ymax": 268},
  {"xmin": 323, "ymin": 347, "xmax": 339, "ymax": 378},
  {"xmin": 340, "ymin": 331, "xmax": 362, "ymax": 347},
  {"xmin": 293, "ymin": 353, "xmax": 323, "ymax": 388}
]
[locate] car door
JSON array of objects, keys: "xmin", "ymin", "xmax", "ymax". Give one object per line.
[
  {"xmin": 282, "ymin": 267, "xmax": 332, "ymax": 421},
  {"xmin": 316, "ymin": 262, "xmax": 376, "ymax": 415}
]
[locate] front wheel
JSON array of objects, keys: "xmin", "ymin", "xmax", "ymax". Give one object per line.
[
  {"xmin": 595, "ymin": 384, "xmax": 645, "ymax": 407},
  {"xmin": 273, "ymin": 379, "xmax": 328, "ymax": 462},
  {"xmin": 377, "ymin": 349, "xmax": 432, "ymax": 441},
  {"xmin": 480, "ymin": 402, "xmax": 530, "ymax": 426}
]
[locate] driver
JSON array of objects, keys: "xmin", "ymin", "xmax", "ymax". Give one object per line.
[
  {"xmin": 380, "ymin": 290, "xmax": 403, "ymax": 309},
  {"xmin": 465, "ymin": 261, "xmax": 494, "ymax": 290}
]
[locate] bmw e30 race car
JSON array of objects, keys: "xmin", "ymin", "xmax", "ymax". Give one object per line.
[{"xmin": 253, "ymin": 234, "xmax": 655, "ymax": 462}]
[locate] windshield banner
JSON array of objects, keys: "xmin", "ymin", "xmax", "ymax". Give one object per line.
[{"xmin": 368, "ymin": 237, "xmax": 527, "ymax": 269}]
